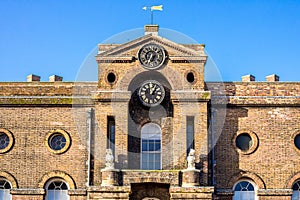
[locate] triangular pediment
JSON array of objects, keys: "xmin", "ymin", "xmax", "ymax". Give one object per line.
[{"xmin": 96, "ymin": 34, "xmax": 206, "ymax": 62}]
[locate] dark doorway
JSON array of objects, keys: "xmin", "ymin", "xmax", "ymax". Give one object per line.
[{"xmin": 129, "ymin": 183, "xmax": 170, "ymax": 200}]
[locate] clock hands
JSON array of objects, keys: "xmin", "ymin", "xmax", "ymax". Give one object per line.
[
  {"xmin": 139, "ymin": 80, "xmax": 165, "ymax": 107},
  {"xmin": 147, "ymin": 53, "xmax": 154, "ymax": 64}
]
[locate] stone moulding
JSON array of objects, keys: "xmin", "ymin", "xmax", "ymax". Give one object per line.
[
  {"xmin": 10, "ymin": 188, "xmax": 45, "ymax": 195},
  {"xmin": 171, "ymin": 91, "xmax": 211, "ymax": 102},
  {"xmin": 0, "ymin": 96, "xmax": 94, "ymax": 105},
  {"xmin": 92, "ymin": 91, "xmax": 131, "ymax": 102},
  {"xmin": 68, "ymin": 189, "xmax": 87, "ymax": 196},
  {"xmin": 257, "ymin": 189, "xmax": 293, "ymax": 196},
  {"xmin": 211, "ymin": 95, "xmax": 300, "ymax": 106}
]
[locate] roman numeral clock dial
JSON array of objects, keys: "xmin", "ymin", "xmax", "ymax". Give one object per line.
[
  {"xmin": 138, "ymin": 43, "xmax": 166, "ymax": 70},
  {"xmin": 138, "ymin": 80, "xmax": 165, "ymax": 107}
]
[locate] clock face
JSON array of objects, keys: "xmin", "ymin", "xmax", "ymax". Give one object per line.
[
  {"xmin": 138, "ymin": 80, "xmax": 165, "ymax": 107},
  {"xmin": 138, "ymin": 43, "xmax": 166, "ymax": 70}
]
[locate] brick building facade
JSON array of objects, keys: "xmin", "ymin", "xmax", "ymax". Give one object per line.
[{"xmin": 0, "ymin": 25, "xmax": 299, "ymax": 200}]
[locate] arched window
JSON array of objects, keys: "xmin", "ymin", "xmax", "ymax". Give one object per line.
[
  {"xmin": 292, "ymin": 180, "xmax": 300, "ymax": 200},
  {"xmin": 233, "ymin": 180, "xmax": 256, "ymax": 200},
  {"xmin": 45, "ymin": 179, "xmax": 69, "ymax": 200},
  {"xmin": 141, "ymin": 123, "xmax": 162, "ymax": 170},
  {"xmin": 0, "ymin": 178, "xmax": 12, "ymax": 200}
]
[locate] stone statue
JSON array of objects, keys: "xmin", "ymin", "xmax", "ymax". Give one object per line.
[
  {"xmin": 187, "ymin": 149, "xmax": 196, "ymax": 169},
  {"xmin": 105, "ymin": 148, "xmax": 115, "ymax": 169}
]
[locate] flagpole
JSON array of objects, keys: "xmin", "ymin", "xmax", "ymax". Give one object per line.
[{"xmin": 151, "ymin": 11, "xmax": 153, "ymax": 24}]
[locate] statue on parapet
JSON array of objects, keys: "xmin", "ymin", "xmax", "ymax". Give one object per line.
[
  {"xmin": 105, "ymin": 148, "xmax": 115, "ymax": 169},
  {"xmin": 187, "ymin": 148, "xmax": 196, "ymax": 169}
]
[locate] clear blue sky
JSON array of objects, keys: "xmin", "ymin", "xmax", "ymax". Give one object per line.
[{"xmin": 0, "ymin": 0, "xmax": 299, "ymax": 82}]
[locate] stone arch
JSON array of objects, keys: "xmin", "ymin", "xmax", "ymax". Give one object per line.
[
  {"xmin": 227, "ymin": 171, "xmax": 266, "ymax": 189},
  {"xmin": 128, "ymin": 71, "xmax": 172, "ymax": 92},
  {"xmin": 114, "ymin": 65, "xmax": 183, "ymax": 92},
  {"xmin": 0, "ymin": 171, "xmax": 18, "ymax": 188},
  {"xmin": 38, "ymin": 171, "xmax": 76, "ymax": 189},
  {"xmin": 286, "ymin": 172, "xmax": 300, "ymax": 189}
]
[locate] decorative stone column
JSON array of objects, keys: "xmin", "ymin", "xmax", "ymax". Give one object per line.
[
  {"xmin": 101, "ymin": 149, "xmax": 120, "ymax": 186},
  {"xmin": 181, "ymin": 149, "xmax": 201, "ymax": 187}
]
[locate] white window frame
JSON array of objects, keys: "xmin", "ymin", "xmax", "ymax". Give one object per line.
[
  {"xmin": 233, "ymin": 180, "xmax": 258, "ymax": 200},
  {"xmin": 0, "ymin": 178, "xmax": 12, "ymax": 200},
  {"xmin": 45, "ymin": 178, "xmax": 70, "ymax": 200},
  {"xmin": 140, "ymin": 123, "xmax": 162, "ymax": 170}
]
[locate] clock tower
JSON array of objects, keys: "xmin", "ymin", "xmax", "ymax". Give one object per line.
[{"xmin": 92, "ymin": 24, "xmax": 212, "ymax": 199}]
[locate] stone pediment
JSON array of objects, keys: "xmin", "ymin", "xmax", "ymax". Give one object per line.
[{"xmin": 96, "ymin": 34, "xmax": 207, "ymax": 63}]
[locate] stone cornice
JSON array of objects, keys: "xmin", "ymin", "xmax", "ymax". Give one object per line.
[
  {"xmin": 10, "ymin": 188, "xmax": 45, "ymax": 195},
  {"xmin": 0, "ymin": 96, "xmax": 93, "ymax": 106},
  {"xmin": 171, "ymin": 90, "xmax": 211, "ymax": 102},
  {"xmin": 97, "ymin": 34, "xmax": 206, "ymax": 60},
  {"xmin": 92, "ymin": 91, "xmax": 131, "ymax": 102},
  {"xmin": 211, "ymin": 96, "xmax": 300, "ymax": 106}
]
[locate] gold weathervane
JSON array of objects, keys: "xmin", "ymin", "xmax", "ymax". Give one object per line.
[{"xmin": 142, "ymin": 5, "xmax": 163, "ymax": 24}]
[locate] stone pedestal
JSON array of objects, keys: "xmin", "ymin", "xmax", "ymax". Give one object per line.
[
  {"xmin": 101, "ymin": 169, "xmax": 120, "ymax": 186},
  {"xmin": 181, "ymin": 169, "xmax": 201, "ymax": 187}
]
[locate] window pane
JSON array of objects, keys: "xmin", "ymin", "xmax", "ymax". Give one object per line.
[
  {"xmin": 149, "ymin": 140, "xmax": 155, "ymax": 151},
  {"xmin": 155, "ymin": 162, "xmax": 160, "ymax": 170},
  {"xmin": 149, "ymin": 153, "xmax": 154, "ymax": 162},
  {"xmin": 142, "ymin": 141, "xmax": 148, "ymax": 151},
  {"xmin": 292, "ymin": 191, "xmax": 300, "ymax": 200},
  {"xmin": 234, "ymin": 181, "xmax": 254, "ymax": 191},
  {"xmin": 233, "ymin": 191, "xmax": 255, "ymax": 200},
  {"xmin": 293, "ymin": 181, "xmax": 300, "ymax": 190},
  {"xmin": 49, "ymin": 134, "xmax": 66, "ymax": 150},
  {"xmin": 0, "ymin": 133, "xmax": 9, "ymax": 149},
  {"xmin": 186, "ymin": 116, "xmax": 194, "ymax": 155},
  {"xmin": 155, "ymin": 153, "xmax": 161, "ymax": 162},
  {"xmin": 47, "ymin": 190, "xmax": 69, "ymax": 200},
  {"xmin": 141, "ymin": 123, "xmax": 161, "ymax": 170},
  {"xmin": 236, "ymin": 134, "xmax": 252, "ymax": 151},
  {"xmin": 154, "ymin": 141, "xmax": 161, "ymax": 151},
  {"xmin": 295, "ymin": 135, "xmax": 300, "ymax": 150}
]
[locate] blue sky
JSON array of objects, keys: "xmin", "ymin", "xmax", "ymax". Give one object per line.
[{"xmin": 0, "ymin": 0, "xmax": 299, "ymax": 82}]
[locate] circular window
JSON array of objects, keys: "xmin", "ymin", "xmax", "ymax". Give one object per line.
[
  {"xmin": 0, "ymin": 134, "xmax": 9, "ymax": 149},
  {"xmin": 186, "ymin": 72, "xmax": 195, "ymax": 83},
  {"xmin": 0, "ymin": 129, "xmax": 14, "ymax": 154},
  {"xmin": 49, "ymin": 134, "xmax": 66, "ymax": 150},
  {"xmin": 233, "ymin": 130, "xmax": 258, "ymax": 155},
  {"xmin": 294, "ymin": 134, "xmax": 300, "ymax": 150},
  {"xmin": 236, "ymin": 133, "xmax": 253, "ymax": 151},
  {"xmin": 107, "ymin": 72, "xmax": 116, "ymax": 84},
  {"xmin": 45, "ymin": 129, "xmax": 71, "ymax": 154}
]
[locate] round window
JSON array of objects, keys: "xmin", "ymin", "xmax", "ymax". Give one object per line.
[
  {"xmin": 0, "ymin": 129, "xmax": 14, "ymax": 154},
  {"xmin": 49, "ymin": 133, "xmax": 66, "ymax": 150},
  {"xmin": 233, "ymin": 130, "xmax": 258, "ymax": 155},
  {"xmin": 45, "ymin": 129, "xmax": 71, "ymax": 154},
  {"xmin": 236, "ymin": 133, "xmax": 253, "ymax": 151},
  {"xmin": 0, "ymin": 133, "xmax": 10, "ymax": 150},
  {"xmin": 294, "ymin": 134, "xmax": 300, "ymax": 150},
  {"xmin": 186, "ymin": 72, "xmax": 195, "ymax": 83},
  {"xmin": 107, "ymin": 72, "xmax": 116, "ymax": 84}
]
